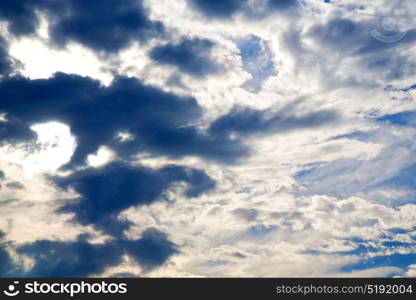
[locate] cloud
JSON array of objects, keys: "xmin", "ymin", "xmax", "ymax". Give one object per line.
[
  {"xmin": 188, "ymin": 0, "xmax": 248, "ymax": 19},
  {"xmin": 150, "ymin": 38, "xmax": 221, "ymax": 77},
  {"xmin": 0, "ymin": 1, "xmax": 49, "ymax": 36},
  {"xmin": 0, "ymin": 73, "xmax": 247, "ymax": 168},
  {"xmin": 0, "ymin": 0, "xmax": 415, "ymax": 278},
  {"xmin": 17, "ymin": 235, "xmax": 122, "ymax": 277},
  {"xmin": 209, "ymin": 103, "xmax": 338, "ymax": 137},
  {"xmin": 0, "ymin": 73, "xmax": 336, "ymax": 169},
  {"xmin": 295, "ymin": 123, "xmax": 416, "ymax": 204},
  {"xmin": 123, "ymin": 228, "xmax": 178, "ymax": 272},
  {"xmin": 0, "ymin": 35, "xmax": 14, "ymax": 77},
  {"xmin": 277, "ymin": 5, "xmax": 416, "ymax": 93},
  {"xmin": 49, "ymin": 0, "xmax": 164, "ymax": 53},
  {"xmin": 55, "ymin": 162, "xmax": 215, "ymax": 235},
  {"xmin": 0, "ymin": 0, "xmax": 164, "ymax": 53},
  {"xmin": 5, "ymin": 181, "xmax": 24, "ymax": 190},
  {"xmin": 232, "ymin": 208, "xmax": 258, "ymax": 222},
  {"xmin": 307, "ymin": 17, "xmax": 416, "ymax": 55},
  {"xmin": 301, "ymin": 16, "xmax": 416, "ymax": 84},
  {"xmin": 188, "ymin": 0, "xmax": 299, "ymax": 19},
  {"xmin": 17, "ymin": 228, "xmax": 177, "ymax": 277}
]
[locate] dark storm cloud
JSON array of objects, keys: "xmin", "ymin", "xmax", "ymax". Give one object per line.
[
  {"xmin": 123, "ymin": 229, "xmax": 178, "ymax": 271},
  {"xmin": 209, "ymin": 104, "xmax": 338, "ymax": 137},
  {"xmin": 0, "ymin": 1, "xmax": 50, "ymax": 36},
  {"xmin": 49, "ymin": 0, "xmax": 164, "ymax": 53},
  {"xmin": 0, "ymin": 35, "xmax": 13, "ymax": 77},
  {"xmin": 0, "ymin": 69, "xmax": 340, "ymax": 276},
  {"xmin": 0, "ymin": 73, "xmax": 246, "ymax": 168},
  {"xmin": 0, "ymin": 0, "xmax": 163, "ymax": 53},
  {"xmin": 0, "ymin": 73, "xmax": 338, "ymax": 168},
  {"xmin": 0, "ymin": 118, "xmax": 36, "ymax": 143},
  {"xmin": 17, "ymin": 149, "xmax": 202, "ymax": 276},
  {"xmin": 0, "ymin": 73, "xmax": 101, "ymax": 151},
  {"xmin": 17, "ymin": 228, "xmax": 177, "ymax": 277},
  {"xmin": 17, "ymin": 235, "xmax": 122, "ymax": 277},
  {"xmin": 188, "ymin": 0, "xmax": 248, "ymax": 18},
  {"xmin": 54, "ymin": 162, "xmax": 215, "ymax": 233},
  {"xmin": 150, "ymin": 38, "xmax": 220, "ymax": 77}
]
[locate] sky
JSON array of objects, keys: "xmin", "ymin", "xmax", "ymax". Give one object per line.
[{"xmin": 0, "ymin": 0, "xmax": 415, "ymax": 278}]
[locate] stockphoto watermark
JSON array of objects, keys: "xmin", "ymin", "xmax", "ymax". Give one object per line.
[
  {"xmin": 370, "ymin": 0, "xmax": 414, "ymax": 43},
  {"xmin": 2, "ymin": 280, "xmax": 127, "ymax": 297}
]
